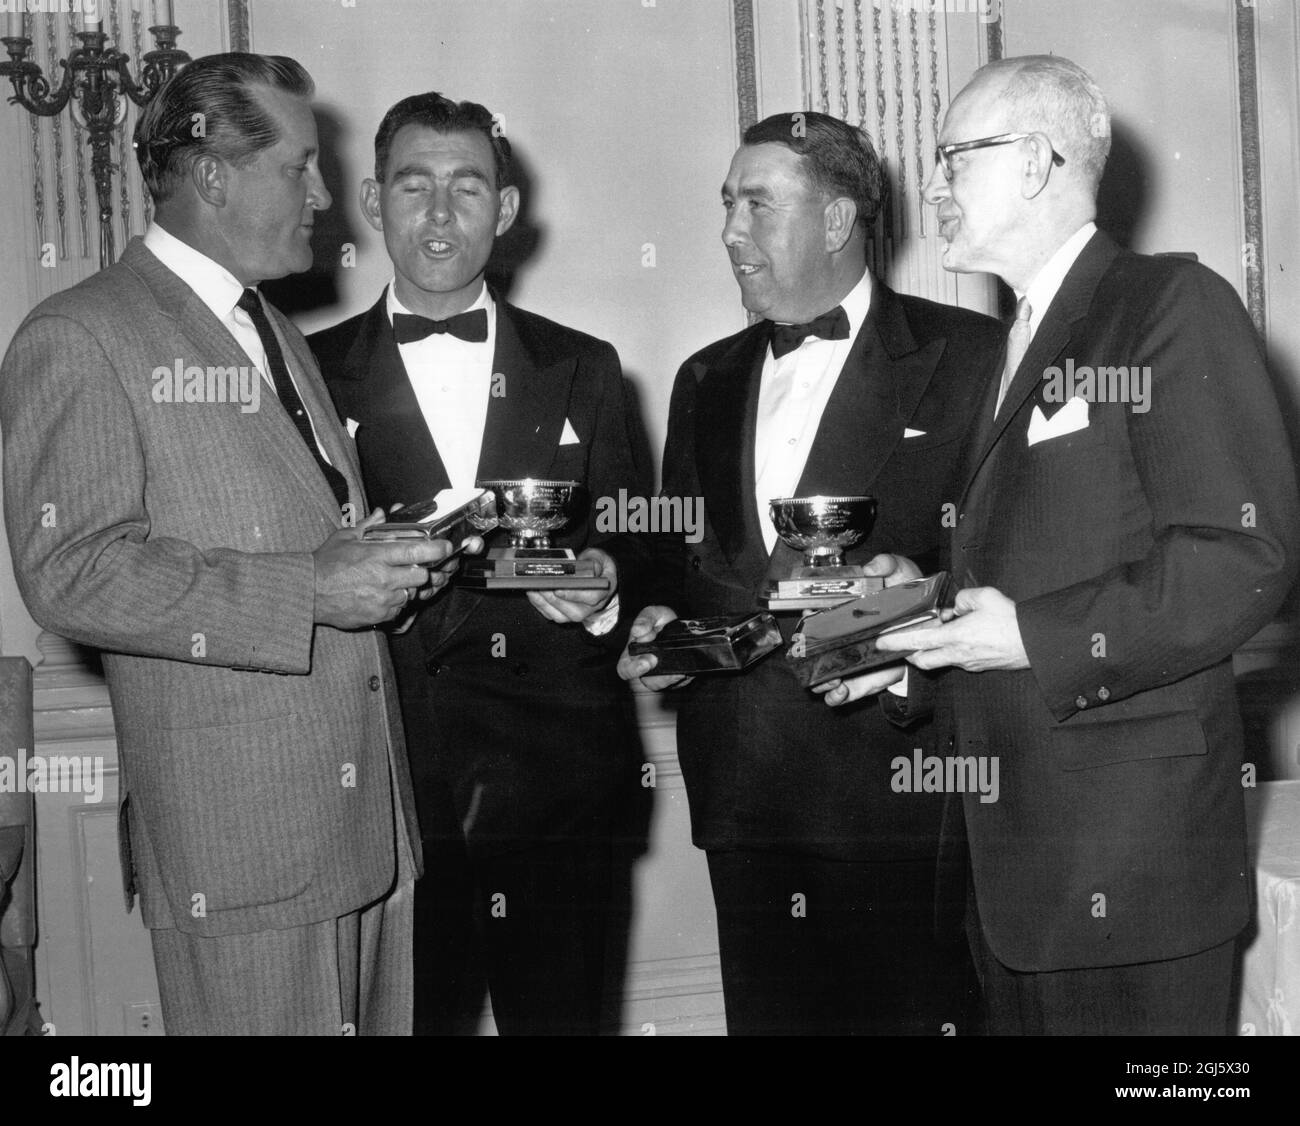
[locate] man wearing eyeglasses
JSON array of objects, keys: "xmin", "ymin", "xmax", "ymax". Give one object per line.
[{"xmin": 841, "ymin": 54, "xmax": 1300, "ymax": 1034}]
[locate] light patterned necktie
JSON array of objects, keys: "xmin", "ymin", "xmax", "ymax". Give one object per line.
[{"xmin": 994, "ymin": 297, "xmax": 1033, "ymax": 418}]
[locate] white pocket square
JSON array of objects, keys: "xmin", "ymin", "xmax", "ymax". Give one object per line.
[
  {"xmin": 345, "ymin": 417, "xmax": 361, "ymax": 439},
  {"xmin": 1027, "ymin": 397, "xmax": 1089, "ymax": 446},
  {"xmin": 903, "ymin": 428, "xmax": 926, "ymax": 438},
  {"xmin": 559, "ymin": 418, "xmax": 580, "ymax": 446}
]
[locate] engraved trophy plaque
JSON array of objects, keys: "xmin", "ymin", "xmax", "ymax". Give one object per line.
[
  {"xmin": 760, "ymin": 495, "xmax": 883, "ymax": 610},
  {"xmin": 460, "ymin": 478, "xmax": 610, "ymax": 590}
]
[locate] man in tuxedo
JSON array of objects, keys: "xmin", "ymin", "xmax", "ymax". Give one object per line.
[
  {"xmin": 618, "ymin": 111, "xmax": 1003, "ymax": 1034},
  {"xmin": 0, "ymin": 54, "xmax": 459, "ymax": 1034},
  {"xmin": 864, "ymin": 55, "xmax": 1300, "ymax": 1034},
  {"xmin": 309, "ymin": 92, "xmax": 650, "ymax": 1035}
]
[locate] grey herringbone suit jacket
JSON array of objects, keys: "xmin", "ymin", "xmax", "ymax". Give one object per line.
[{"xmin": 0, "ymin": 238, "xmax": 420, "ymax": 938}]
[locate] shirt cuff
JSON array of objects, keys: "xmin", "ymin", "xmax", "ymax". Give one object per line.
[{"xmin": 583, "ymin": 595, "xmax": 621, "ymax": 636}]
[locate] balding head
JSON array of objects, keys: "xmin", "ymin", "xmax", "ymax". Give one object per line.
[{"xmin": 975, "ymin": 55, "xmax": 1111, "ymax": 191}]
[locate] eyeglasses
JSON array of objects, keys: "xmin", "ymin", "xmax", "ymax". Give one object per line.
[{"xmin": 934, "ymin": 132, "xmax": 1065, "ymax": 182}]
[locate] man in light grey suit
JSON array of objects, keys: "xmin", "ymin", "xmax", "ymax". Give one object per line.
[{"xmin": 0, "ymin": 53, "xmax": 459, "ymax": 1034}]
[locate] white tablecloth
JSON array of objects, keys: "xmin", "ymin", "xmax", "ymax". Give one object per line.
[{"xmin": 1239, "ymin": 780, "xmax": 1300, "ymax": 1035}]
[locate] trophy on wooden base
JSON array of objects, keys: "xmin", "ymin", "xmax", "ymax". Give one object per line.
[
  {"xmin": 460, "ymin": 478, "xmax": 611, "ymax": 590},
  {"xmin": 760, "ymin": 495, "xmax": 883, "ymax": 610}
]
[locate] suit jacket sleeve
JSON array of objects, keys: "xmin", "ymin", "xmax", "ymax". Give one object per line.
[
  {"xmin": 1017, "ymin": 265, "xmax": 1299, "ymax": 721},
  {"xmin": 577, "ymin": 338, "xmax": 658, "ymax": 647},
  {"xmin": 1, "ymin": 313, "xmax": 316, "ymax": 673},
  {"xmin": 631, "ymin": 356, "xmax": 696, "ymax": 619}
]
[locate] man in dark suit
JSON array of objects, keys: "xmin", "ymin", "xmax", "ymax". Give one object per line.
[
  {"xmin": 868, "ymin": 55, "xmax": 1300, "ymax": 1034},
  {"xmin": 309, "ymin": 92, "xmax": 650, "ymax": 1035},
  {"xmin": 618, "ymin": 111, "xmax": 1003, "ymax": 1035},
  {"xmin": 0, "ymin": 54, "xmax": 459, "ymax": 1035}
]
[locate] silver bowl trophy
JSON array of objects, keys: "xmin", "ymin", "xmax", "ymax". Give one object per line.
[
  {"xmin": 760, "ymin": 495, "xmax": 884, "ymax": 610},
  {"xmin": 461, "ymin": 478, "xmax": 611, "ymax": 590}
]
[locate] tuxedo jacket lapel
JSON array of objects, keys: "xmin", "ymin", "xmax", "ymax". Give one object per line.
[
  {"xmin": 694, "ymin": 324, "xmax": 768, "ymax": 575},
  {"xmin": 477, "ymin": 301, "xmax": 574, "ymax": 482},
  {"xmin": 793, "ymin": 283, "xmax": 941, "ymax": 497},
  {"xmin": 334, "ymin": 292, "xmax": 453, "ymax": 508}
]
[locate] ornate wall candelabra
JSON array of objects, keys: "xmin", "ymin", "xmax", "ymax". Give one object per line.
[{"xmin": 1, "ymin": 8, "xmax": 189, "ymax": 267}]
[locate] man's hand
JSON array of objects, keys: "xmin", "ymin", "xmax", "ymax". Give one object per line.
[
  {"xmin": 527, "ymin": 548, "xmax": 617, "ymax": 624},
  {"xmin": 806, "ymin": 553, "xmax": 918, "ymax": 705},
  {"xmin": 616, "ymin": 605, "xmax": 693, "ymax": 691},
  {"xmin": 875, "ymin": 586, "xmax": 1028, "ymax": 671},
  {"xmin": 811, "ymin": 664, "xmax": 906, "ymax": 707},
  {"xmin": 313, "ymin": 508, "xmax": 467, "ymax": 629}
]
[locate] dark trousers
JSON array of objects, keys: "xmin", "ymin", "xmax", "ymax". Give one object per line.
[
  {"xmin": 970, "ymin": 917, "xmax": 1237, "ymax": 1035},
  {"xmin": 706, "ymin": 849, "xmax": 977, "ymax": 1036},
  {"xmin": 413, "ymin": 778, "xmax": 614, "ymax": 1036}
]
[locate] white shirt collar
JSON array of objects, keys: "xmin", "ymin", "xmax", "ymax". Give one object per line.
[
  {"xmin": 1020, "ymin": 221, "xmax": 1097, "ymax": 335},
  {"xmin": 840, "ymin": 268, "xmax": 873, "ymax": 341},
  {"xmin": 142, "ymin": 221, "xmax": 248, "ymax": 321},
  {"xmin": 771, "ymin": 268, "xmax": 873, "ymax": 342},
  {"xmin": 386, "ymin": 279, "xmax": 494, "ymax": 325}
]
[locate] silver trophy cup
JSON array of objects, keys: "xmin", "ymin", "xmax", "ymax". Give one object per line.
[
  {"xmin": 761, "ymin": 495, "xmax": 881, "ymax": 610},
  {"xmin": 461, "ymin": 478, "xmax": 610, "ymax": 590}
]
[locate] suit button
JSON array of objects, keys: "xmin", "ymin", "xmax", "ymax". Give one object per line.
[
  {"xmin": 368, "ymin": 675, "xmax": 381, "ymax": 691},
  {"xmin": 1097, "ymin": 686, "xmax": 1110, "ymax": 701},
  {"xmin": 691, "ymin": 556, "xmax": 702, "ymax": 571},
  {"xmin": 513, "ymin": 662, "xmax": 529, "ymax": 677},
  {"xmin": 425, "ymin": 658, "xmax": 442, "ymax": 676},
  {"xmin": 1075, "ymin": 695, "xmax": 1088, "ymax": 709}
]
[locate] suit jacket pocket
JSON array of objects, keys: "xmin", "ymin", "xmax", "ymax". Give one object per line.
[
  {"xmin": 150, "ymin": 715, "xmax": 317, "ymax": 913},
  {"xmin": 896, "ymin": 425, "xmax": 965, "ymax": 451},
  {"xmin": 1052, "ymin": 710, "xmax": 1207, "ymax": 771}
]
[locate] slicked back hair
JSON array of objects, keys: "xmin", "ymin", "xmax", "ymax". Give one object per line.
[
  {"xmin": 134, "ymin": 52, "xmax": 314, "ymax": 204},
  {"xmin": 742, "ymin": 110, "xmax": 884, "ymax": 228},
  {"xmin": 372, "ymin": 92, "xmax": 513, "ymax": 188}
]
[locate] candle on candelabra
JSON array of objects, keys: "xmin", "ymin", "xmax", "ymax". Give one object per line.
[
  {"xmin": 6, "ymin": 11, "xmax": 24, "ymax": 39},
  {"xmin": 153, "ymin": 1, "xmax": 175, "ymax": 26},
  {"xmin": 83, "ymin": 7, "xmax": 103, "ymax": 33}
]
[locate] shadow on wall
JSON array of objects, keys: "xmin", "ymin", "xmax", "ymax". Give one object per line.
[{"xmin": 1094, "ymin": 119, "xmax": 1149, "ymax": 254}]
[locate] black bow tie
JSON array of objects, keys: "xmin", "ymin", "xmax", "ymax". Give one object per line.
[
  {"xmin": 768, "ymin": 306, "xmax": 850, "ymax": 358},
  {"xmin": 392, "ymin": 309, "xmax": 489, "ymax": 345}
]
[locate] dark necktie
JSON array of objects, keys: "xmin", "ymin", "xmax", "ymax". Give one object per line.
[
  {"xmin": 236, "ymin": 288, "xmax": 349, "ymax": 510},
  {"xmin": 392, "ymin": 308, "xmax": 489, "ymax": 345},
  {"xmin": 768, "ymin": 305, "xmax": 850, "ymax": 359}
]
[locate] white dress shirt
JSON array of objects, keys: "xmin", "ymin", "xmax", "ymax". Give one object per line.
[
  {"xmin": 387, "ymin": 281, "xmax": 495, "ymax": 492},
  {"xmin": 754, "ymin": 269, "xmax": 873, "ymax": 554},
  {"xmin": 142, "ymin": 220, "xmax": 335, "ymax": 461},
  {"xmin": 1018, "ymin": 221, "xmax": 1098, "ymax": 347}
]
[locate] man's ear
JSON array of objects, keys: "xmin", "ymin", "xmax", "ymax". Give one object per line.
[
  {"xmin": 192, "ymin": 155, "xmax": 226, "ymax": 208},
  {"xmin": 360, "ymin": 179, "xmax": 384, "ymax": 233},
  {"xmin": 824, "ymin": 196, "xmax": 858, "ymax": 254},
  {"xmin": 495, "ymin": 184, "xmax": 520, "ymax": 237},
  {"xmin": 1020, "ymin": 134, "xmax": 1056, "ymax": 200}
]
